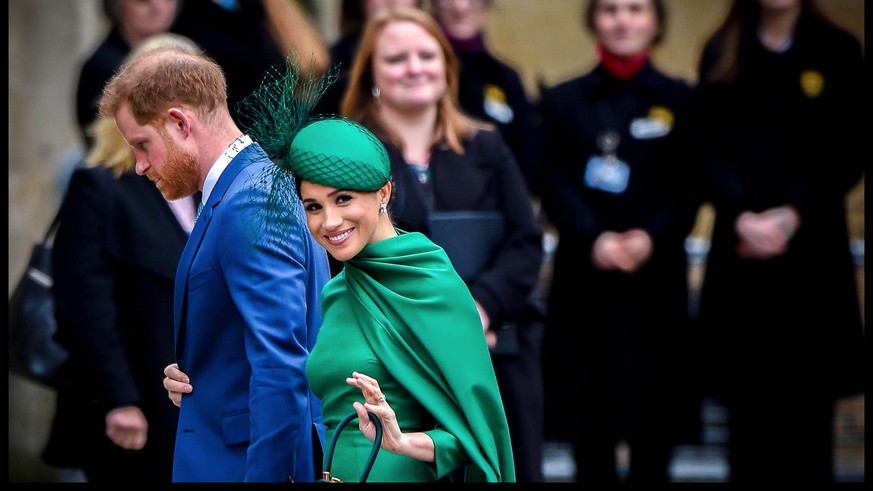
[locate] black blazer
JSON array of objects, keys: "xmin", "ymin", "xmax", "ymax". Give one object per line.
[
  {"xmin": 454, "ymin": 47, "xmax": 540, "ymax": 197},
  {"xmin": 538, "ymin": 63, "xmax": 701, "ymax": 328},
  {"xmin": 42, "ymin": 166, "xmax": 189, "ymax": 481}
]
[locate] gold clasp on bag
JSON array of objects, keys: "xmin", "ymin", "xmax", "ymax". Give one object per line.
[
  {"xmin": 320, "ymin": 471, "xmax": 343, "ymax": 483},
  {"xmin": 317, "ymin": 411, "xmax": 383, "ymax": 483}
]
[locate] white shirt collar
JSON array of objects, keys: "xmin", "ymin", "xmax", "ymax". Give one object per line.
[{"xmin": 201, "ymin": 134, "xmax": 253, "ymax": 206}]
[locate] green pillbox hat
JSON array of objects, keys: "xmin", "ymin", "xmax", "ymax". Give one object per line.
[{"xmin": 289, "ymin": 118, "xmax": 391, "ymax": 192}]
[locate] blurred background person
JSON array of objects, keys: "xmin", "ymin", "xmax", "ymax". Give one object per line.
[
  {"xmin": 41, "ymin": 32, "xmax": 202, "ymax": 485},
  {"xmin": 536, "ymin": 0, "xmax": 703, "ymax": 483},
  {"xmin": 430, "ymin": 0, "xmax": 540, "ymax": 197},
  {"xmin": 170, "ymin": 0, "xmax": 329, "ymax": 127},
  {"xmin": 340, "ymin": 5, "xmax": 545, "ymax": 482},
  {"xmin": 317, "ymin": 0, "xmax": 424, "ymax": 117},
  {"xmin": 75, "ymin": 0, "xmax": 178, "ymax": 148},
  {"xmin": 694, "ymin": 0, "xmax": 865, "ymax": 483}
]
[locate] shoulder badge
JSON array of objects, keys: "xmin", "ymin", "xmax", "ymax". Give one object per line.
[{"xmin": 800, "ymin": 70, "xmax": 824, "ymax": 99}]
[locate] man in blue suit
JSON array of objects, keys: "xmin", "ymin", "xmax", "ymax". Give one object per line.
[{"xmin": 100, "ymin": 47, "xmax": 330, "ymax": 482}]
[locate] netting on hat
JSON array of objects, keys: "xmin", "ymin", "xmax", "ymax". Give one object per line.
[
  {"xmin": 288, "ymin": 150, "xmax": 385, "ymax": 192},
  {"xmin": 235, "ymin": 54, "xmax": 336, "ymax": 245},
  {"xmin": 287, "ymin": 118, "xmax": 390, "ymax": 192},
  {"xmin": 237, "ymin": 55, "xmax": 337, "ymax": 169}
]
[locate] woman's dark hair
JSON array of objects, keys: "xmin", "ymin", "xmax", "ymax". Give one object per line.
[{"xmin": 584, "ymin": 0, "xmax": 667, "ymax": 46}]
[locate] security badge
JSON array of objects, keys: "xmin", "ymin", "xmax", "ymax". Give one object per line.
[
  {"xmin": 482, "ymin": 84, "xmax": 514, "ymax": 124},
  {"xmin": 584, "ymin": 106, "xmax": 676, "ymax": 194},
  {"xmin": 630, "ymin": 105, "xmax": 673, "ymax": 139},
  {"xmin": 584, "ymin": 130, "xmax": 630, "ymax": 194}
]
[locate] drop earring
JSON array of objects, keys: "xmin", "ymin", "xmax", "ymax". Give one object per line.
[
  {"xmin": 371, "ymin": 86, "xmax": 381, "ymax": 101},
  {"xmin": 379, "ymin": 202, "xmax": 387, "ymax": 214}
]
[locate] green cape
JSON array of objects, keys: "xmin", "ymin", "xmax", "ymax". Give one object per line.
[{"xmin": 322, "ymin": 230, "xmax": 515, "ymax": 482}]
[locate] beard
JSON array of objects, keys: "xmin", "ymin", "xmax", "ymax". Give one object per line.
[{"xmin": 157, "ymin": 132, "xmax": 201, "ymax": 201}]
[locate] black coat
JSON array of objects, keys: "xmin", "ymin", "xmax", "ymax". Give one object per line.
[
  {"xmin": 42, "ymin": 167, "xmax": 189, "ymax": 481},
  {"xmin": 453, "ymin": 47, "xmax": 540, "ymax": 197},
  {"xmin": 695, "ymin": 13, "xmax": 865, "ymax": 401},
  {"xmin": 537, "ymin": 62, "xmax": 702, "ymax": 440},
  {"xmin": 74, "ymin": 28, "xmax": 129, "ymax": 146}
]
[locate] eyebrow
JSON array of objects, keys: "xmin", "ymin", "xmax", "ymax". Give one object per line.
[{"xmin": 302, "ymin": 188, "xmax": 350, "ymax": 204}]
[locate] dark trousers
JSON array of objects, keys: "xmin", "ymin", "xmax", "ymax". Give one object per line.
[
  {"xmin": 726, "ymin": 392, "xmax": 835, "ymax": 483},
  {"xmin": 492, "ymin": 321, "xmax": 545, "ymax": 482},
  {"xmin": 572, "ymin": 386, "xmax": 675, "ymax": 483}
]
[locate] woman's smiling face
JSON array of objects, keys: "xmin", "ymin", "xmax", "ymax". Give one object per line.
[
  {"xmin": 371, "ymin": 20, "xmax": 448, "ymax": 113},
  {"xmin": 300, "ymin": 180, "xmax": 392, "ymax": 262}
]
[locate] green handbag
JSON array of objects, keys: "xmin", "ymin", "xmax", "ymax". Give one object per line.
[{"xmin": 318, "ymin": 411, "xmax": 383, "ymax": 483}]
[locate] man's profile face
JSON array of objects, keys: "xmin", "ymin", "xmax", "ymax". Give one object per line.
[
  {"xmin": 116, "ymin": 102, "xmax": 199, "ymax": 200},
  {"xmin": 156, "ymin": 127, "xmax": 200, "ymax": 200}
]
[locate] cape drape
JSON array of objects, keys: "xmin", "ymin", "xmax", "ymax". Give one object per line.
[{"xmin": 321, "ymin": 230, "xmax": 515, "ymax": 482}]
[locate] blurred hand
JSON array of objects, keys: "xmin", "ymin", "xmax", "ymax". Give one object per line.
[
  {"xmin": 105, "ymin": 405, "xmax": 148, "ymax": 450},
  {"xmin": 592, "ymin": 229, "xmax": 653, "ymax": 273},
  {"xmin": 475, "ymin": 301, "xmax": 497, "ymax": 349},
  {"xmin": 735, "ymin": 206, "xmax": 799, "ymax": 259},
  {"xmin": 619, "ymin": 228, "xmax": 653, "ymax": 272}
]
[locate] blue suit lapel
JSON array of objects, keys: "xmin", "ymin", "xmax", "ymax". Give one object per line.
[{"xmin": 172, "ymin": 146, "xmax": 261, "ymax": 350}]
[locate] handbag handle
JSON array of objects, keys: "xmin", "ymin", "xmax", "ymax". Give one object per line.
[{"xmin": 320, "ymin": 411, "xmax": 383, "ymax": 483}]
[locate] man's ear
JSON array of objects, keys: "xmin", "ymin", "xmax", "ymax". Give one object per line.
[{"xmin": 166, "ymin": 107, "xmax": 192, "ymax": 138}]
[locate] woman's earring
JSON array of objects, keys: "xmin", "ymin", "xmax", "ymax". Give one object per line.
[
  {"xmin": 371, "ymin": 86, "xmax": 381, "ymax": 102},
  {"xmin": 379, "ymin": 202, "xmax": 388, "ymax": 214}
]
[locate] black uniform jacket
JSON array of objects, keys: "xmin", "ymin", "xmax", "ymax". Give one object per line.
[
  {"xmin": 454, "ymin": 47, "xmax": 539, "ymax": 197},
  {"xmin": 695, "ymin": 13, "xmax": 865, "ymax": 399},
  {"xmin": 536, "ymin": 62, "xmax": 702, "ymax": 426},
  {"xmin": 538, "ymin": 62, "xmax": 701, "ymax": 330}
]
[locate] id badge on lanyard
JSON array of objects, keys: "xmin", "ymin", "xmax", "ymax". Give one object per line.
[{"xmin": 584, "ymin": 130, "xmax": 630, "ymax": 194}]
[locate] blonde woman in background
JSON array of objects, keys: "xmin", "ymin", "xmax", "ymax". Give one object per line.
[{"xmin": 41, "ymin": 34, "xmax": 201, "ymax": 483}]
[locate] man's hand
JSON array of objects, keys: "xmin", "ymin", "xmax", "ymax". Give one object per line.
[{"xmin": 163, "ymin": 363, "xmax": 193, "ymax": 407}]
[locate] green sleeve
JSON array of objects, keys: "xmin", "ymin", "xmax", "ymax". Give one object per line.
[{"xmin": 426, "ymin": 428, "xmax": 469, "ymax": 480}]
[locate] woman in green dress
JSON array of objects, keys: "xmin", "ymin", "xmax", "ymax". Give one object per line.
[{"xmin": 292, "ymin": 118, "xmax": 514, "ymax": 482}]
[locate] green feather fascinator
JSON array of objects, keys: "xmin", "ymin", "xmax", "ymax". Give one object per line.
[{"xmin": 237, "ymin": 54, "xmax": 391, "ymax": 243}]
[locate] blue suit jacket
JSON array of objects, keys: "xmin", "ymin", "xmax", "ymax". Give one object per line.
[{"xmin": 171, "ymin": 143, "xmax": 330, "ymax": 482}]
